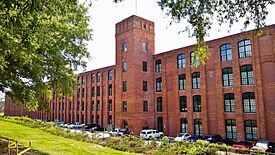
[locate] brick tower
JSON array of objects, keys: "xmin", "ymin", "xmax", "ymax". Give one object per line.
[{"xmin": 115, "ymin": 15, "xmax": 155, "ymax": 134}]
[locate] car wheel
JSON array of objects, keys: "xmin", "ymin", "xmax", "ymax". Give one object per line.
[{"xmin": 160, "ymin": 135, "xmax": 163, "ymax": 139}]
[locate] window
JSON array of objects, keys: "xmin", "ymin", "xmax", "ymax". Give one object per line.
[
  {"xmin": 190, "ymin": 52, "xmax": 200, "ymax": 66},
  {"xmin": 157, "ymin": 97, "xmax": 162, "ymax": 112},
  {"xmin": 91, "ymin": 74, "xmax": 95, "ymax": 83},
  {"xmin": 69, "ymin": 101, "xmax": 72, "ymax": 111},
  {"xmin": 240, "ymin": 65, "xmax": 254, "ymax": 85},
  {"xmin": 91, "ymin": 87, "xmax": 95, "ymax": 97},
  {"xmin": 180, "ymin": 118, "xmax": 188, "ymax": 133},
  {"xmin": 77, "ymin": 101, "xmax": 80, "ymax": 111},
  {"xmin": 225, "ymin": 119, "xmax": 237, "ymax": 139},
  {"xmin": 97, "ymin": 100, "xmax": 100, "ymax": 111},
  {"xmin": 122, "ymin": 101, "xmax": 127, "ymax": 112},
  {"xmin": 143, "ymin": 101, "xmax": 148, "ymax": 112},
  {"xmin": 82, "ymin": 88, "xmax": 85, "ymax": 98},
  {"xmin": 178, "ymin": 74, "xmax": 186, "ymax": 90},
  {"xmin": 123, "ymin": 42, "xmax": 127, "ymax": 52},
  {"xmin": 245, "ymin": 120, "xmax": 258, "ymax": 141},
  {"xmin": 122, "ymin": 61, "xmax": 127, "ymax": 72},
  {"xmin": 108, "ymin": 115, "xmax": 112, "ymax": 125},
  {"xmin": 91, "ymin": 115, "xmax": 94, "ymax": 123},
  {"xmin": 157, "ymin": 117, "xmax": 164, "ymax": 132},
  {"xmin": 220, "ymin": 44, "xmax": 232, "ymax": 61},
  {"xmin": 96, "ymin": 72, "xmax": 100, "ymax": 82},
  {"xmin": 193, "ymin": 95, "xmax": 201, "ymax": 112},
  {"xmin": 108, "ymin": 100, "xmax": 112, "ymax": 111},
  {"xmin": 81, "ymin": 76, "xmax": 85, "ymax": 85},
  {"xmin": 243, "ymin": 92, "xmax": 256, "ymax": 113},
  {"xmin": 96, "ymin": 115, "xmax": 100, "ymax": 125},
  {"xmin": 177, "ymin": 54, "xmax": 186, "ymax": 69},
  {"xmin": 77, "ymin": 88, "xmax": 80, "ymax": 98},
  {"xmin": 238, "ymin": 40, "xmax": 252, "ymax": 58},
  {"xmin": 142, "ymin": 42, "xmax": 148, "ymax": 52},
  {"xmin": 143, "ymin": 61, "xmax": 147, "ymax": 72},
  {"xmin": 81, "ymin": 114, "xmax": 84, "ymax": 124},
  {"xmin": 96, "ymin": 86, "xmax": 100, "ymax": 96},
  {"xmin": 194, "ymin": 118, "xmax": 202, "ymax": 136},
  {"xmin": 108, "ymin": 70, "xmax": 113, "ymax": 80},
  {"xmin": 108, "ymin": 84, "xmax": 112, "ymax": 96},
  {"xmin": 180, "ymin": 96, "xmax": 187, "ymax": 112},
  {"xmin": 156, "ymin": 77, "xmax": 162, "ymax": 92},
  {"xmin": 155, "ymin": 60, "xmax": 162, "ymax": 73},
  {"xmin": 123, "ymin": 81, "xmax": 127, "ymax": 92},
  {"xmin": 82, "ymin": 101, "xmax": 84, "ymax": 111},
  {"xmin": 91, "ymin": 101, "xmax": 94, "ymax": 111},
  {"xmin": 223, "ymin": 67, "xmax": 234, "ymax": 87},
  {"xmin": 224, "ymin": 93, "xmax": 235, "ymax": 112},
  {"xmin": 192, "ymin": 72, "xmax": 200, "ymax": 89},
  {"xmin": 143, "ymin": 81, "xmax": 148, "ymax": 91}
]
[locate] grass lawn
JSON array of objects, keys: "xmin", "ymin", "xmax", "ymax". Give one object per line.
[{"xmin": 0, "ymin": 120, "xmax": 136, "ymax": 155}]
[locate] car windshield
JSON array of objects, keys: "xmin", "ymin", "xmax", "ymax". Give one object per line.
[
  {"xmin": 256, "ymin": 142, "xmax": 268, "ymax": 148},
  {"xmin": 141, "ymin": 131, "xmax": 146, "ymax": 134}
]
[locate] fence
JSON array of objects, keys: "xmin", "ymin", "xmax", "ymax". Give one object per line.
[{"xmin": 8, "ymin": 140, "xmax": 32, "ymax": 155}]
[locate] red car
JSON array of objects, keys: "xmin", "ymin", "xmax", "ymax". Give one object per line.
[{"xmin": 232, "ymin": 141, "xmax": 253, "ymax": 150}]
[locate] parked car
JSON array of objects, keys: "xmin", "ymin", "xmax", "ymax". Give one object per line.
[
  {"xmin": 83, "ymin": 123, "xmax": 99, "ymax": 130},
  {"xmin": 203, "ymin": 135, "xmax": 223, "ymax": 143},
  {"xmin": 232, "ymin": 141, "xmax": 253, "ymax": 151},
  {"xmin": 109, "ymin": 128, "xmax": 131, "ymax": 137},
  {"xmin": 63, "ymin": 123, "xmax": 73, "ymax": 128},
  {"xmin": 140, "ymin": 129, "xmax": 164, "ymax": 140},
  {"xmin": 175, "ymin": 133, "xmax": 192, "ymax": 141},
  {"xmin": 188, "ymin": 135, "xmax": 203, "ymax": 142},
  {"xmin": 217, "ymin": 139, "xmax": 236, "ymax": 146},
  {"xmin": 252, "ymin": 141, "xmax": 275, "ymax": 153},
  {"xmin": 68, "ymin": 122, "xmax": 84, "ymax": 129},
  {"xmin": 109, "ymin": 128, "xmax": 122, "ymax": 136}
]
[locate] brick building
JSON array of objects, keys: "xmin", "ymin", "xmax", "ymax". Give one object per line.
[{"xmin": 4, "ymin": 15, "xmax": 275, "ymax": 141}]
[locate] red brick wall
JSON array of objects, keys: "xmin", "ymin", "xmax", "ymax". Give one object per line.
[{"xmin": 4, "ymin": 15, "xmax": 275, "ymax": 141}]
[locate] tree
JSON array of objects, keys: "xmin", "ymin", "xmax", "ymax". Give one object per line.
[
  {"xmin": 158, "ymin": 0, "xmax": 275, "ymax": 64},
  {"xmin": 0, "ymin": 0, "xmax": 91, "ymax": 110},
  {"xmin": 115, "ymin": 0, "xmax": 275, "ymax": 65}
]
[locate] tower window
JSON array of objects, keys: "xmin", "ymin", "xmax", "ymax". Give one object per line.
[
  {"xmin": 142, "ymin": 42, "xmax": 148, "ymax": 52},
  {"xmin": 123, "ymin": 42, "xmax": 127, "ymax": 52}
]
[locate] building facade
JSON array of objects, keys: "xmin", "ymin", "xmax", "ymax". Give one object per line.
[{"xmin": 4, "ymin": 15, "xmax": 275, "ymax": 141}]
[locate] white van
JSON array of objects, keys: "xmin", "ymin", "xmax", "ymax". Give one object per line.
[{"xmin": 140, "ymin": 129, "xmax": 164, "ymax": 139}]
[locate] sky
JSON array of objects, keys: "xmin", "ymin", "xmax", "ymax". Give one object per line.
[{"xmin": 84, "ymin": 0, "xmax": 275, "ymax": 71}]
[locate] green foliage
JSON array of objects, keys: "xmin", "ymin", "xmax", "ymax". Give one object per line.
[
  {"xmin": 157, "ymin": 0, "xmax": 275, "ymax": 64},
  {"xmin": 0, "ymin": 0, "xmax": 91, "ymax": 110},
  {"xmin": 2, "ymin": 116, "xmax": 88, "ymax": 142}
]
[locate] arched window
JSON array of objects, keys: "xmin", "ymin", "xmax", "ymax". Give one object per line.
[
  {"xmin": 220, "ymin": 44, "xmax": 232, "ymax": 61},
  {"xmin": 240, "ymin": 65, "xmax": 254, "ymax": 85},
  {"xmin": 177, "ymin": 54, "xmax": 186, "ymax": 69},
  {"xmin": 194, "ymin": 118, "xmax": 202, "ymax": 136},
  {"xmin": 238, "ymin": 40, "xmax": 252, "ymax": 58},
  {"xmin": 178, "ymin": 74, "xmax": 186, "ymax": 90},
  {"xmin": 242, "ymin": 92, "xmax": 256, "ymax": 113},
  {"xmin": 222, "ymin": 67, "xmax": 234, "ymax": 87},
  {"xmin": 192, "ymin": 72, "xmax": 200, "ymax": 89},
  {"xmin": 244, "ymin": 120, "xmax": 258, "ymax": 141},
  {"xmin": 224, "ymin": 93, "xmax": 235, "ymax": 112},
  {"xmin": 193, "ymin": 95, "xmax": 201, "ymax": 112},
  {"xmin": 225, "ymin": 119, "xmax": 237, "ymax": 139}
]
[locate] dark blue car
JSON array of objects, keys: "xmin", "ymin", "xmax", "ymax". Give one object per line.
[{"xmin": 188, "ymin": 135, "xmax": 203, "ymax": 142}]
